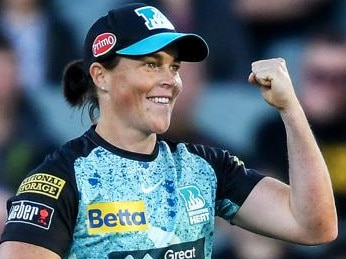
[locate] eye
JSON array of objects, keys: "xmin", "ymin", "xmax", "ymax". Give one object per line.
[
  {"xmin": 145, "ymin": 62, "xmax": 159, "ymax": 70},
  {"xmin": 171, "ymin": 63, "xmax": 180, "ymax": 72}
]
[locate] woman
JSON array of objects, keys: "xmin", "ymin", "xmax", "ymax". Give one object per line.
[{"xmin": 0, "ymin": 3, "xmax": 337, "ymax": 259}]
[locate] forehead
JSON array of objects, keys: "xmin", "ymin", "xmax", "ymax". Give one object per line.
[{"xmin": 147, "ymin": 45, "xmax": 179, "ymax": 59}]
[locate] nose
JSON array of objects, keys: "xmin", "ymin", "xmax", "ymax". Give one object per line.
[{"xmin": 160, "ymin": 66, "xmax": 179, "ymax": 88}]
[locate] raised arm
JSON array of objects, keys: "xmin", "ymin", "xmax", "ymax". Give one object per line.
[{"xmin": 232, "ymin": 58, "xmax": 338, "ymax": 244}]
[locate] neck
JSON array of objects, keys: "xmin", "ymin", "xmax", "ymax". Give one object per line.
[{"xmin": 95, "ymin": 121, "xmax": 157, "ymax": 154}]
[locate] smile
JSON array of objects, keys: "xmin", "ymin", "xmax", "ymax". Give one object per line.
[{"xmin": 147, "ymin": 97, "xmax": 170, "ymax": 104}]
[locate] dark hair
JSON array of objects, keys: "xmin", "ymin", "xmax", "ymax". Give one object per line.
[{"xmin": 62, "ymin": 56, "xmax": 120, "ymax": 123}]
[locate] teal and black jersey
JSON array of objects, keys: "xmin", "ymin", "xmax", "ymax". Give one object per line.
[{"xmin": 1, "ymin": 126, "xmax": 264, "ymax": 259}]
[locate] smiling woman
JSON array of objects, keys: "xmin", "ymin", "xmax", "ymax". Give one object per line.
[
  {"xmin": 90, "ymin": 49, "xmax": 183, "ymax": 144},
  {"xmin": 0, "ymin": 3, "xmax": 337, "ymax": 259}
]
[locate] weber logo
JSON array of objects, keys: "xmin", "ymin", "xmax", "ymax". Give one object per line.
[
  {"xmin": 7, "ymin": 200, "xmax": 54, "ymax": 230},
  {"xmin": 108, "ymin": 237, "xmax": 205, "ymax": 259}
]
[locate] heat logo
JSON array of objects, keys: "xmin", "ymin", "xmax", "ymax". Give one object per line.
[
  {"xmin": 92, "ymin": 33, "xmax": 116, "ymax": 57},
  {"xmin": 135, "ymin": 6, "xmax": 175, "ymax": 30},
  {"xmin": 87, "ymin": 201, "xmax": 148, "ymax": 235},
  {"xmin": 178, "ymin": 185, "xmax": 210, "ymax": 225},
  {"xmin": 7, "ymin": 200, "xmax": 54, "ymax": 229}
]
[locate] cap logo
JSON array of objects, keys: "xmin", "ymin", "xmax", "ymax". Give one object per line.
[
  {"xmin": 92, "ymin": 33, "xmax": 116, "ymax": 57},
  {"xmin": 135, "ymin": 6, "xmax": 175, "ymax": 30}
]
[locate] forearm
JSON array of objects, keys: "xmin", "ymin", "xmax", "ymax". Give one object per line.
[
  {"xmin": 247, "ymin": 58, "xmax": 338, "ymax": 243},
  {"xmin": 281, "ymin": 100, "xmax": 338, "ymax": 242}
]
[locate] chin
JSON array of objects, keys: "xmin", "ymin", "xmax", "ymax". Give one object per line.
[
  {"xmin": 150, "ymin": 117, "xmax": 171, "ymax": 134},
  {"xmin": 154, "ymin": 124, "xmax": 170, "ymax": 135},
  {"xmin": 155, "ymin": 128, "xmax": 169, "ymax": 135}
]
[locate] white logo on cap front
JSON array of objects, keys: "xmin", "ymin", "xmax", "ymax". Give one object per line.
[
  {"xmin": 92, "ymin": 33, "xmax": 116, "ymax": 57},
  {"xmin": 135, "ymin": 6, "xmax": 175, "ymax": 30}
]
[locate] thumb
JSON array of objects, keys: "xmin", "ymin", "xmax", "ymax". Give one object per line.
[{"xmin": 248, "ymin": 72, "xmax": 257, "ymax": 84}]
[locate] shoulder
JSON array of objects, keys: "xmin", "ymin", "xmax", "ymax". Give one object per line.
[{"xmin": 159, "ymin": 137, "xmax": 243, "ymax": 170}]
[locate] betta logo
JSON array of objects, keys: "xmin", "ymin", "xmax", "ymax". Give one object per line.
[
  {"xmin": 87, "ymin": 201, "xmax": 148, "ymax": 235},
  {"xmin": 92, "ymin": 33, "xmax": 116, "ymax": 57}
]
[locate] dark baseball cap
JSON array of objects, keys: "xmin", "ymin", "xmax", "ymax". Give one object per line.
[{"xmin": 83, "ymin": 3, "xmax": 209, "ymax": 73}]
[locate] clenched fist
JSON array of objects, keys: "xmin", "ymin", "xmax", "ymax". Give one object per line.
[{"xmin": 248, "ymin": 58, "xmax": 298, "ymax": 110}]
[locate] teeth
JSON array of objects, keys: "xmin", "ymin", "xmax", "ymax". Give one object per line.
[{"xmin": 148, "ymin": 97, "xmax": 170, "ymax": 104}]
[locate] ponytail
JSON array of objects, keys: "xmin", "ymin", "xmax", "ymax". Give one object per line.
[
  {"xmin": 62, "ymin": 55, "xmax": 121, "ymax": 123},
  {"xmin": 62, "ymin": 60, "xmax": 99, "ymax": 122},
  {"xmin": 62, "ymin": 60, "xmax": 90, "ymax": 107}
]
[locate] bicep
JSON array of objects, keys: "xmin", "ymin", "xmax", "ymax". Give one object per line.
[
  {"xmin": 0, "ymin": 241, "xmax": 60, "ymax": 259},
  {"xmin": 232, "ymin": 177, "xmax": 304, "ymax": 243}
]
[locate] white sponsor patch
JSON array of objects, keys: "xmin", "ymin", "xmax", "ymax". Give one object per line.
[{"xmin": 7, "ymin": 200, "xmax": 54, "ymax": 230}]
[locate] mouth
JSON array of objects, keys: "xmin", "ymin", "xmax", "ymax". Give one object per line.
[{"xmin": 147, "ymin": 97, "xmax": 171, "ymax": 105}]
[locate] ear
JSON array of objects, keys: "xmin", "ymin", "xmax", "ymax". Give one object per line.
[{"xmin": 89, "ymin": 62, "xmax": 107, "ymax": 91}]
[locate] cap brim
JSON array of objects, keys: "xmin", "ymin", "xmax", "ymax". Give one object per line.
[{"xmin": 116, "ymin": 32, "xmax": 209, "ymax": 62}]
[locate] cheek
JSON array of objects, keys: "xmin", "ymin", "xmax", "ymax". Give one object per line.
[
  {"xmin": 113, "ymin": 91, "xmax": 138, "ymax": 112},
  {"xmin": 111, "ymin": 75, "xmax": 142, "ymax": 105}
]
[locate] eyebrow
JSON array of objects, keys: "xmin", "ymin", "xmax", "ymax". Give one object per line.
[{"xmin": 142, "ymin": 51, "xmax": 180, "ymax": 62}]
